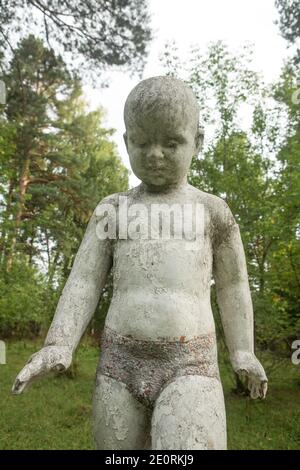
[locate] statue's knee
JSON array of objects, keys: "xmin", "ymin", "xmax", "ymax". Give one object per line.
[{"xmin": 151, "ymin": 376, "xmax": 226, "ymax": 450}]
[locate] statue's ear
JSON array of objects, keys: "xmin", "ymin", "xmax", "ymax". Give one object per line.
[
  {"xmin": 195, "ymin": 126, "xmax": 204, "ymax": 155},
  {"xmin": 123, "ymin": 132, "xmax": 128, "ymax": 150}
]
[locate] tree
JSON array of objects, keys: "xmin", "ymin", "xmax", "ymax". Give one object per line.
[
  {"xmin": 269, "ymin": 62, "xmax": 300, "ymax": 342},
  {"xmin": 275, "ymin": 0, "xmax": 300, "ymax": 62},
  {"xmin": 161, "ymin": 41, "xmax": 298, "ymax": 381},
  {"xmin": 0, "ymin": 34, "xmax": 128, "ymax": 269},
  {"xmin": 0, "ymin": 0, "xmax": 152, "ymax": 76},
  {"xmin": 0, "ymin": 34, "xmax": 76, "ymax": 269},
  {"xmin": 276, "ymin": 0, "xmax": 300, "ymax": 44},
  {"xmin": 0, "ymin": 36, "xmax": 128, "ymax": 336}
]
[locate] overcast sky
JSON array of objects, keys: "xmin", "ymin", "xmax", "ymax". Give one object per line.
[{"xmin": 85, "ymin": 0, "xmax": 290, "ymax": 187}]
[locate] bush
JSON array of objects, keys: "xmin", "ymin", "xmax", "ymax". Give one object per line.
[{"xmin": 0, "ymin": 262, "xmax": 50, "ymax": 338}]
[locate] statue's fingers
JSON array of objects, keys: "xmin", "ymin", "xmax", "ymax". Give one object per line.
[
  {"xmin": 257, "ymin": 368, "xmax": 268, "ymax": 383},
  {"xmin": 12, "ymin": 377, "xmax": 30, "ymax": 394},
  {"xmin": 247, "ymin": 363, "xmax": 265, "ymax": 381},
  {"xmin": 260, "ymin": 381, "xmax": 268, "ymax": 399},
  {"xmin": 12, "ymin": 366, "xmax": 35, "ymax": 394},
  {"xmin": 250, "ymin": 383, "xmax": 260, "ymax": 399},
  {"xmin": 12, "ymin": 357, "xmax": 47, "ymax": 394},
  {"xmin": 249, "ymin": 378, "xmax": 267, "ymax": 399},
  {"xmin": 246, "ymin": 369, "xmax": 267, "ymax": 392}
]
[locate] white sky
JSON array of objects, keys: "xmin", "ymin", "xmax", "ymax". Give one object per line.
[{"xmin": 84, "ymin": 0, "xmax": 290, "ymax": 187}]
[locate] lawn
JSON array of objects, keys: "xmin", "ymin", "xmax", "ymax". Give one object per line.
[{"xmin": 0, "ymin": 340, "xmax": 299, "ymax": 450}]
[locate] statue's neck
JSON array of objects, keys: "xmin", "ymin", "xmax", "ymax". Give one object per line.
[{"xmin": 139, "ymin": 177, "xmax": 188, "ymax": 195}]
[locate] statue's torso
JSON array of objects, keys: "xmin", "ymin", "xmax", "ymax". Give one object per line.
[{"xmin": 105, "ymin": 185, "xmax": 217, "ymax": 341}]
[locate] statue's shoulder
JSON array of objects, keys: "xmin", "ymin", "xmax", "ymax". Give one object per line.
[
  {"xmin": 188, "ymin": 186, "xmax": 230, "ymax": 218},
  {"xmin": 200, "ymin": 192, "xmax": 231, "ymax": 218},
  {"xmin": 95, "ymin": 188, "xmax": 136, "ymax": 211},
  {"xmin": 189, "ymin": 187, "xmax": 237, "ymax": 243},
  {"xmin": 201, "ymin": 191, "xmax": 238, "ymax": 250}
]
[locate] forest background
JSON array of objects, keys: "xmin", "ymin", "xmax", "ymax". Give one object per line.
[{"xmin": 0, "ymin": 0, "xmax": 299, "ymax": 449}]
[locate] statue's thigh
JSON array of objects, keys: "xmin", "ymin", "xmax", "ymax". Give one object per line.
[
  {"xmin": 93, "ymin": 374, "xmax": 150, "ymax": 450},
  {"xmin": 151, "ymin": 375, "xmax": 227, "ymax": 450}
]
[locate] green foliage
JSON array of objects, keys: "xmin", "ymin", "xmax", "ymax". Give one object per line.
[
  {"xmin": 162, "ymin": 41, "xmax": 300, "ymax": 352},
  {"xmin": 0, "ymin": 262, "xmax": 49, "ymax": 337},
  {"xmin": 1, "ymin": 341, "xmax": 299, "ymax": 449},
  {"xmin": 0, "ymin": 0, "xmax": 151, "ymax": 76},
  {"xmin": 0, "ymin": 36, "xmax": 129, "ymax": 337},
  {"xmin": 275, "ymin": 0, "xmax": 300, "ymax": 64},
  {"xmin": 275, "ymin": 0, "xmax": 300, "ymax": 45}
]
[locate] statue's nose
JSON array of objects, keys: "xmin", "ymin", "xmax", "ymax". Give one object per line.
[{"xmin": 146, "ymin": 144, "xmax": 164, "ymax": 166}]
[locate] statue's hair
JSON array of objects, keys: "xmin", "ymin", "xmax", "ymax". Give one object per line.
[{"xmin": 124, "ymin": 76, "xmax": 200, "ymax": 129}]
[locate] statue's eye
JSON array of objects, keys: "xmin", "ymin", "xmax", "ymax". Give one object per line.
[
  {"xmin": 166, "ymin": 141, "xmax": 178, "ymax": 149},
  {"xmin": 130, "ymin": 138, "xmax": 147, "ymax": 147},
  {"xmin": 132, "ymin": 140, "xmax": 147, "ymax": 148}
]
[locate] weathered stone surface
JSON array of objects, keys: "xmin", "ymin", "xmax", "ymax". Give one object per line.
[
  {"xmin": 98, "ymin": 326, "xmax": 219, "ymax": 409},
  {"xmin": 12, "ymin": 76, "xmax": 267, "ymax": 450}
]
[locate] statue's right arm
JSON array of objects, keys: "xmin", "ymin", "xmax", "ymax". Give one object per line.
[{"xmin": 12, "ymin": 199, "xmax": 114, "ymax": 394}]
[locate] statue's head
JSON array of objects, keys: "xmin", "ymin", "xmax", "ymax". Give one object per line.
[{"xmin": 123, "ymin": 76, "xmax": 203, "ymax": 189}]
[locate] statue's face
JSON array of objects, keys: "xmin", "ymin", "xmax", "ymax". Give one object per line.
[{"xmin": 124, "ymin": 105, "xmax": 199, "ymax": 189}]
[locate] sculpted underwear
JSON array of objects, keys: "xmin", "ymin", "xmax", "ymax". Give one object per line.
[{"xmin": 97, "ymin": 326, "xmax": 220, "ymax": 409}]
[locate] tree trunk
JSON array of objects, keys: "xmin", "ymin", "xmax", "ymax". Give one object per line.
[
  {"xmin": 48, "ymin": 250, "xmax": 60, "ymax": 286},
  {"xmin": 0, "ymin": 178, "xmax": 15, "ymax": 265},
  {"xmin": 6, "ymin": 156, "xmax": 30, "ymax": 271}
]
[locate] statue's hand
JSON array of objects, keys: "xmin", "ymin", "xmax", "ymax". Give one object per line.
[
  {"xmin": 231, "ymin": 350, "xmax": 268, "ymax": 399},
  {"xmin": 12, "ymin": 345, "xmax": 72, "ymax": 395}
]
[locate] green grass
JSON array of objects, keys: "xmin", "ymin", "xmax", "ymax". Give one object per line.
[{"xmin": 0, "ymin": 340, "xmax": 299, "ymax": 449}]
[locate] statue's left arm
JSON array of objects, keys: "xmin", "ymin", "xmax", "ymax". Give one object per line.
[{"xmin": 212, "ymin": 202, "xmax": 268, "ymax": 399}]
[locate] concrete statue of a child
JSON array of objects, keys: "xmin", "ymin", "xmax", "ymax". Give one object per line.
[{"xmin": 12, "ymin": 76, "xmax": 268, "ymax": 450}]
